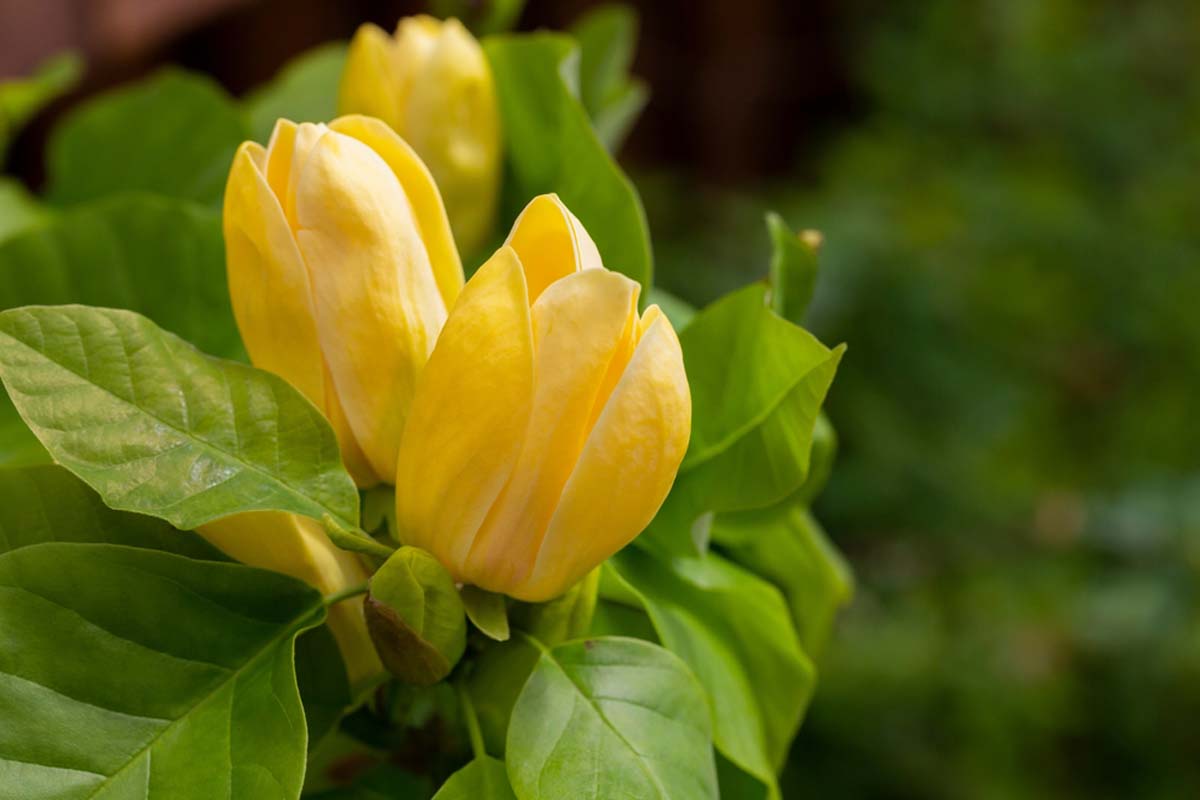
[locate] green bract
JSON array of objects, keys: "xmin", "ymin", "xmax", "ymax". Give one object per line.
[{"xmin": 366, "ymin": 547, "xmax": 468, "ymax": 685}]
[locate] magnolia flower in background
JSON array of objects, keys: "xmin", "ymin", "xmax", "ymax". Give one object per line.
[
  {"xmin": 396, "ymin": 194, "xmax": 692, "ymax": 602},
  {"xmin": 199, "ymin": 512, "xmax": 382, "ymax": 689},
  {"xmin": 340, "ymin": 15, "xmax": 501, "ymax": 256},
  {"xmin": 223, "ymin": 114, "xmax": 463, "ymax": 488}
]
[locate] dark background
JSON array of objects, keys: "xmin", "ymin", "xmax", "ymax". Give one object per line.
[{"xmin": 5, "ymin": 1, "xmax": 1200, "ymax": 797}]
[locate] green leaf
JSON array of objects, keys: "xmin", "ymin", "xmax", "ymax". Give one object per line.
[
  {"xmin": 484, "ymin": 34, "xmax": 653, "ymax": 294},
  {"xmin": 433, "ymin": 757, "xmax": 515, "ymax": 799},
  {"xmin": 0, "ymin": 178, "xmax": 45, "ymax": 244},
  {"xmin": 0, "ymin": 305, "xmax": 361, "ymax": 533},
  {"xmin": 0, "ymin": 194, "xmax": 241, "ymax": 358},
  {"xmin": 366, "ymin": 547, "xmax": 467, "ymax": 685},
  {"xmin": 431, "ymin": 0, "xmax": 527, "ymax": 36},
  {"xmin": 0, "ymin": 194, "xmax": 239, "ymax": 466},
  {"xmin": 766, "ymin": 212, "xmax": 821, "ymax": 326},
  {"xmin": 645, "ymin": 287, "xmax": 695, "ymax": 332},
  {"xmin": 244, "ymin": 43, "xmax": 347, "ymax": 144},
  {"xmin": 46, "ymin": 69, "xmax": 247, "ymax": 207},
  {"xmin": 792, "ymin": 410, "xmax": 836, "ymax": 506},
  {"xmin": 570, "ymin": 4, "xmax": 649, "ymax": 152},
  {"xmin": 607, "ymin": 549, "xmax": 814, "ymax": 800},
  {"xmin": 462, "ymin": 585, "xmax": 511, "ymax": 641},
  {"xmin": 712, "ymin": 506, "xmax": 853, "ymax": 656},
  {"xmin": 0, "ymin": 463, "xmax": 225, "ymax": 559},
  {"xmin": 506, "ymin": 636, "xmax": 718, "ymax": 800},
  {"xmin": 294, "ymin": 624, "xmax": 353, "ymax": 750},
  {"xmin": 510, "ymin": 567, "xmax": 599, "ymax": 647},
  {"xmin": 0, "ymin": 52, "xmax": 82, "ymax": 157},
  {"xmin": 465, "ymin": 638, "xmax": 542, "ymax": 756},
  {"xmin": 648, "ymin": 283, "xmax": 843, "ymax": 554},
  {"xmin": 0, "ymin": 542, "xmax": 325, "ymax": 798}
]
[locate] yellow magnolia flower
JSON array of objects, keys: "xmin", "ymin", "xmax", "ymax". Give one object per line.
[
  {"xmin": 339, "ymin": 15, "xmax": 501, "ymax": 256},
  {"xmin": 395, "ymin": 195, "xmax": 692, "ymax": 602},
  {"xmin": 199, "ymin": 512, "xmax": 383, "ymax": 690},
  {"xmin": 223, "ymin": 114, "xmax": 463, "ymax": 487}
]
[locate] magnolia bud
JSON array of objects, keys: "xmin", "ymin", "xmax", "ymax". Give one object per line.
[{"xmin": 365, "ymin": 547, "xmax": 467, "ymax": 685}]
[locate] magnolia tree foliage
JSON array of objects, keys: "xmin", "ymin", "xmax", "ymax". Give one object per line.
[{"xmin": 0, "ymin": 5, "xmax": 849, "ymax": 799}]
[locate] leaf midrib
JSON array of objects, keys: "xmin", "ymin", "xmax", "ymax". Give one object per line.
[
  {"xmin": 0, "ymin": 314, "xmax": 357, "ymax": 531},
  {"xmin": 541, "ymin": 650, "xmax": 672, "ymax": 800},
  {"xmin": 79, "ymin": 596, "xmax": 323, "ymax": 799},
  {"xmin": 682, "ymin": 345, "xmax": 841, "ymax": 472}
]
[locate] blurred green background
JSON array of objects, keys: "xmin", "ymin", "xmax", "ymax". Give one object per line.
[{"xmin": 648, "ymin": 0, "xmax": 1200, "ymax": 796}]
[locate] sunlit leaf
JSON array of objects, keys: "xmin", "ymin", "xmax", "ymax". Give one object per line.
[
  {"xmin": 647, "ymin": 283, "xmax": 843, "ymax": 554},
  {"xmin": 0, "ymin": 305, "xmax": 360, "ymax": 533}
]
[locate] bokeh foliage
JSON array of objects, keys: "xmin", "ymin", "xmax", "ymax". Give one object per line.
[{"xmin": 651, "ymin": 0, "xmax": 1200, "ymax": 796}]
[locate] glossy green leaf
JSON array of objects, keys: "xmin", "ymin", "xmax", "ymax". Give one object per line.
[
  {"xmin": 766, "ymin": 212, "xmax": 821, "ymax": 326},
  {"xmin": 0, "ymin": 52, "xmax": 82, "ymax": 157},
  {"xmin": 712, "ymin": 505, "xmax": 853, "ymax": 656},
  {"xmin": 0, "ymin": 542, "xmax": 325, "ymax": 798},
  {"xmin": 570, "ymin": 4, "xmax": 648, "ymax": 152},
  {"xmin": 0, "ymin": 305, "xmax": 361, "ymax": 534},
  {"xmin": 648, "ymin": 283, "xmax": 843, "ymax": 554},
  {"xmin": 244, "ymin": 43, "xmax": 347, "ymax": 144},
  {"xmin": 462, "ymin": 585, "xmax": 510, "ymax": 642},
  {"xmin": 46, "ymin": 69, "xmax": 247, "ymax": 207},
  {"xmin": 0, "ymin": 463, "xmax": 225, "ymax": 559},
  {"xmin": 507, "ymin": 636, "xmax": 718, "ymax": 800},
  {"xmin": 433, "ymin": 757, "xmax": 515, "ymax": 799},
  {"xmin": 607, "ymin": 549, "xmax": 814, "ymax": 800},
  {"xmin": 484, "ymin": 34, "xmax": 652, "ymax": 294},
  {"xmin": 0, "ymin": 178, "xmax": 45, "ymax": 244}
]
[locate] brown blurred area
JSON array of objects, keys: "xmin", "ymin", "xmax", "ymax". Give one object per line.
[{"xmin": 0, "ymin": 0, "xmax": 857, "ymax": 185}]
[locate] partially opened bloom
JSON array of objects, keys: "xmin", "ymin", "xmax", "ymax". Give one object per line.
[
  {"xmin": 395, "ymin": 195, "xmax": 691, "ymax": 602},
  {"xmin": 223, "ymin": 114, "xmax": 463, "ymax": 486},
  {"xmin": 340, "ymin": 15, "xmax": 501, "ymax": 255}
]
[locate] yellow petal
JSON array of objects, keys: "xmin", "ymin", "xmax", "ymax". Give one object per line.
[
  {"xmin": 223, "ymin": 140, "xmax": 326, "ymax": 406},
  {"xmin": 392, "ymin": 16, "xmax": 444, "ymax": 109},
  {"xmin": 395, "ymin": 246, "xmax": 534, "ymax": 578},
  {"xmin": 197, "ymin": 512, "xmax": 383, "ymax": 690},
  {"xmin": 330, "ymin": 115, "xmax": 464, "ymax": 310},
  {"xmin": 321, "ymin": 360, "xmax": 380, "ymax": 488},
  {"xmin": 338, "ymin": 23, "xmax": 404, "ymax": 130},
  {"xmin": 504, "ymin": 194, "xmax": 603, "ymax": 303},
  {"xmin": 522, "ymin": 309, "xmax": 691, "ymax": 600},
  {"xmin": 293, "ymin": 128, "xmax": 448, "ymax": 481},
  {"xmin": 464, "ymin": 268, "xmax": 640, "ymax": 595},
  {"xmin": 403, "ymin": 18, "xmax": 501, "ymax": 256}
]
